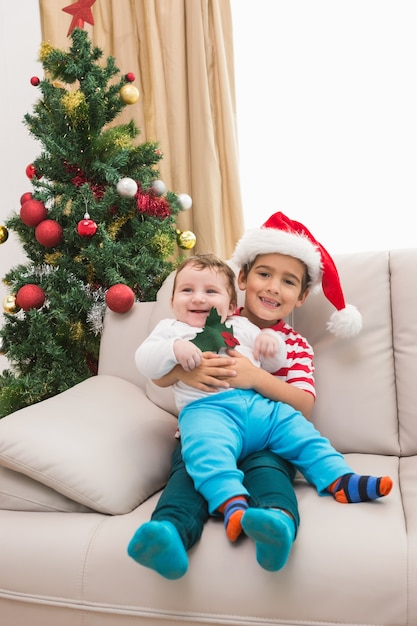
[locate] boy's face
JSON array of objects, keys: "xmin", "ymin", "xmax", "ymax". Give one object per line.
[
  {"xmin": 237, "ymin": 253, "xmax": 309, "ymax": 328},
  {"xmin": 172, "ymin": 265, "xmax": 234, "ymax": 327}
]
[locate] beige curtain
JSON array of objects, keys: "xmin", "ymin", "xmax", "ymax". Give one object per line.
[{"xmin": 38, "ymin": 0, "xmax": 244, "ymax": 258}]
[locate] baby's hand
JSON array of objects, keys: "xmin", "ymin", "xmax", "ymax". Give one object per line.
[
  {"xmin": 253, "ymin": 332, "xmax": 279, "ymax": 361},
  {"xmin": 173, "ymin": 339, "xmax": 202, "ymax": 371}
]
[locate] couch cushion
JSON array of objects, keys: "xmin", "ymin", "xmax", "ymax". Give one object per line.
[
  {"xmin": 146, "ymin": 379, "xmax": 178, "ymax": 416},
  {"xmin": 0, "ymin": 375, "xmax": 178, "ymax": 515},
  {"xmin": 0, "ymin": 465, "xmax": 93, "ymax": 512}
]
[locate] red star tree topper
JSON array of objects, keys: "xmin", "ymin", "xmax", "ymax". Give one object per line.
[{"xmin": 62, "ymin": 0, "xmax": 96, "ymax": 36}]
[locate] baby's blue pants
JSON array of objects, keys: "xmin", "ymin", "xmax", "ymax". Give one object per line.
[{"xmin": 178, "ymin": 389, "xmax": 352, "ymax": 514}]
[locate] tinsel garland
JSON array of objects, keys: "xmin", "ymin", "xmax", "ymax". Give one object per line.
[
  {"xmin": 107, "ymin": 209, "xmax": 136, "ymax": 240},
  {"xmin": 63, "ymin": 162, "xmax": 106, "ymax": 199},
  {"xmin": 39, "ymin": 42, "xmax": 54, "ymax": 63},
  {"xmin": 136, "ymin": 187, "xmax": 171, "ymax": 219},
  {"xmin": 61, "ymin": 90, "xmax": 88, "ymax": 123}
]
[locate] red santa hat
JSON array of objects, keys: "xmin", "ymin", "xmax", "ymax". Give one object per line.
[{"xmin": 232, "ymin": 211, "xmax": 362, "ymax": 337}]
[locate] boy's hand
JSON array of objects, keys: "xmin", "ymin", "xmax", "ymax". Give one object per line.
[
  {"xmin": 173, "ymin": 339, "xmax": 202, "ymax": 371},
  {"xmin": 176, "ymin": 352, "xmax": 236, "ymax": 391},
  {"xmin": 225, "ymin": 350, "xmax": 259, "ymax": 389},
  {"xmin": 253, "ymin": 332, "xmax": 280, "ymax": 361}
]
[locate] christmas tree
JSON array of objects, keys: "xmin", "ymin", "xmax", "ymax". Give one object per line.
[{"xmin": 0, "ymin": 27, "xmax": 194, "ymax": 418}]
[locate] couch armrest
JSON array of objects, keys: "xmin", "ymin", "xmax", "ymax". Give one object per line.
[{"xmin": 98, "ymin": 301, "xmax": 156, "ymax": 389}]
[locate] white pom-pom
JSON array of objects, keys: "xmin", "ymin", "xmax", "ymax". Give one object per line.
[{"xmin": 326, "ymin": 304, "xmax": 362, "ymax": 338}]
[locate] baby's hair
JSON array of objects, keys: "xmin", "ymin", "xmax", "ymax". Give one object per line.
[{"xmin": 173, "ymin": 253, "xmax": 238, "ymax": 307}]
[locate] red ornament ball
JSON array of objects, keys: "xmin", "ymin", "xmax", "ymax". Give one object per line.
[
  {"xmin": 77, "ymin": 217, "xmax": 98, "ymax": 237},
  {"xmin": 20, "ymin": 199, "xmax": 47, "ymax": 227},
  {"xmin": 20, "ymin": 191, "xmax": 33, "ymax": 205},
  {"xmin": 125, "ymin": 72, "xmax": 135, "ymax": 82},
  {"xmin": 30, "ymin": 76, "xmax": 40, "ymax": 86},
  {"xmin": 105, "ymin": 284, "xmax": 135, "ymax": 314},
  {"xmin": 16, "ymin": 284, "xmax": 45, "ymax": 311},
  {"xmin": 25, "ymin": 163, "xmax": 37, "ymax": 179},
  {"xmin": 35, "ymin": 219, "xmax": 63, "ymax": 247}
]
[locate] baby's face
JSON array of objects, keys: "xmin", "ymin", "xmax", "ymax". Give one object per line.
[{"xmin": 172, "ymin": 265, "xmax": 234, "ymax": 327}]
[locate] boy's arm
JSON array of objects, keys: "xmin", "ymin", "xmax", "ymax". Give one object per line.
[
  {"xmin": 226, "ymin": 351, "xmax": 315, "ymax": 418},
  {"xmin": 153, "ymin": 353, "xmax": 237, "ymax": 391},
  {"xmin": 153, "ymin": 349, "xmax": 314, "ymax": 416}
]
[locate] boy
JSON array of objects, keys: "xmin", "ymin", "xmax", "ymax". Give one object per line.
[{"xmin": 128, "ymin": 214, "xmax": 392, "ymax": 577}]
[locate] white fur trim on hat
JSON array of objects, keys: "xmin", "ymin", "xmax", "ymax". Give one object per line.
[
  {"xmin": 232, "ymin": 227, "xmax": 323, "ymax": 289},
  {"xmin": 232, "ymin": 211, "xmax": 362, "ymax": 338}
]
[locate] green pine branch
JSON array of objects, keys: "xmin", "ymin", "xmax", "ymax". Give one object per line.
[{"xmin": 0, "ymin": 28, "xmax": 186, "ymax": 418}]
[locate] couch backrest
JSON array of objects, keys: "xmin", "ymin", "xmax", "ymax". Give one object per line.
[
  {"xmin": 99, "ymin": 249, "xmax": 417, "ymax": 458},
  {"xmin": 293, "ymin": 250, "xmax": 399, "ymax": 456},
  {"xmin": 98, "ymin": 301, "xmax": 156, "ymax": 389},
  {"xmin": 389, "ymin": 249, "xmax": 417, "ymax": 457}
]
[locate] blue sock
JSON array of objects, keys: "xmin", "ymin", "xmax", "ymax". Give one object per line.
[
  {"xmin": 127, "ymin": 521, "xmax": 188, "ymax": 580},
  {"xmin": 241, "ymin": 508, "xmax": 295, "ymax": 571}
]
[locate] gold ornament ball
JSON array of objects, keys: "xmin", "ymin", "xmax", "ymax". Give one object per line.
[
  {"xmin": 177, "ymin": 230, "xmax": 197, "ymax": 250},
  {"xmin": 2, "ymin": 294, "xmax": 18, "ymax": 314},
  {"xmin": 120, "ymin": 84, "xmax": 140, "ymax": 104},
  {"xmin": 0, "ymin": 226, "xmax": 8, "ymax": 244}
]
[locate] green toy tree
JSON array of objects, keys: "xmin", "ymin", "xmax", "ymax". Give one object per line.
[{"xmin": 0, "ymin": 28, "xmax": 194, "ymax": 418}]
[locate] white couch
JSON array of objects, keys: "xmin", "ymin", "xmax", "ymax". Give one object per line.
[{"xmin": 0, "ymin": 248, "xmax": 414, "ymax": 626}]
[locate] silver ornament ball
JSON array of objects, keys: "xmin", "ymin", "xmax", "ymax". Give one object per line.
[
  {"xmin": 177, "ymin": 193, "xmax": 193, "ymax": 210},
  {"xmin": 151, "ymin": 179, "xmax": 166, "ymax": 196},
  {"xmin": 116, "ymin": 177, "xmax": 138, "ymax": 198}
]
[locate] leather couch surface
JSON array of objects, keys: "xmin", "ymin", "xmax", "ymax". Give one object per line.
[{"xmin": 0, "ymin": 249, "xmax": 414, "ymax": 626}]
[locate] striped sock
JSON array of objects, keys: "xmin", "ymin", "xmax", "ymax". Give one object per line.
[
  {"xmin": 328, "ymin": 473, "xmax": 393, "ymax": 503},
  {"xmin": 219, "ymin": 496, "xmax": 249, "ymax": 542}
]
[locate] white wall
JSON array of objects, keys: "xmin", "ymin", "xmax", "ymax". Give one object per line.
[
  {"xmin": 0, "ymin": 1, "xmax": 42, "ymax": 367},
  {"xmin": 0, "ymin": 0, "xmax": 42, "ymax": 263},
  {"xmin": 231, "ymin": 0, "xmax": 417, "ymax": 254},
  {"xmin": 0, "ymin": 0, "xmax": 42, "ymax": 242},
  {"xmin": 1, "ymin": 1, "xmax": 416, "ymax": 278}
]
